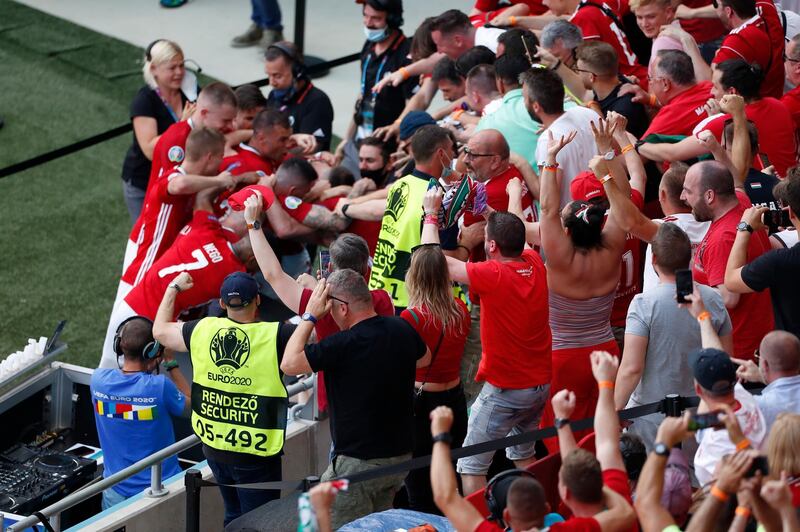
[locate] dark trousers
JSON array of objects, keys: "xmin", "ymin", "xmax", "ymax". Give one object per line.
[
  {"xmin": 405, "ymin": 384, "xmax": 468, "ymax": 514},
  {"xmin": 207, "ymin": 455, "xmax": 282, "ymax": 526}
]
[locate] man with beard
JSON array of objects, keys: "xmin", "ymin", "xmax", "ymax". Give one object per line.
[
  {"xmin": 357, "ymin": 136, "xmax": 394, "ymax": 188},
  {"xmin": 680, "ymin": 160, "xmax": 774, "ymax": 360}
]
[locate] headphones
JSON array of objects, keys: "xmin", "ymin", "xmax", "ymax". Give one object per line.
[
  {"xmin": 267, "ymin": 42, "xmax": 307, "ymax": 80},
  {"xmin": 113, "ymin": 316, "xmax": 163, "ymax": 361},
  {"xmin": 485, "ymin": 469, "xmax": 536, "ymax": 526},
  {"xmin": 145, "ymin": 39, "xmax": 166, "ymax": 62},
  {"xmin": 365, "ymin": 0, "xmax": 404, "ymax": 29}
]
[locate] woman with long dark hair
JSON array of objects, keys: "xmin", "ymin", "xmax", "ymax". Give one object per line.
[{"xmin": 400, "ymin": 244, "xmax": 470, "ymax": 514}]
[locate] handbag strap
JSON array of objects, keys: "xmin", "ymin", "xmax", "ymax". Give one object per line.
[{"xmin": 417, "ymin": 328, "xmax": 446, "ymax": 395}]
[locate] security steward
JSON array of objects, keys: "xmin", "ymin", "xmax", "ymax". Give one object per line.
[{"xmin": 153, "ymin": 270, "xmax": 296, "ymax": 526}]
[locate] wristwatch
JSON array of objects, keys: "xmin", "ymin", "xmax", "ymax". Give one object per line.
[
  {"xmin": 301, "ymin": 312, "xmax": 317, "ymax": 324},
  {"xmin": 341, "ymin": 203, "xmax": 352, "ymax": 219},
  {"xmin": 554, "ymin": 418, "xmax": 570, "ymax": 429},
  {"xmin": 736, "ymin": 221, "xmax": 753, "ymax": 233},
  {"xmin": 162, "ymin": 360, "xmax": 180, "ymax": 372},
  {"xmin": 169, "ymin": 282, "xmax": 181, "ymax": 292},
  {"xmin": 247, "ymin": 220, "xmax": 261, "ymax": 231},
  {"xmin": 654, "ymin": 442, "xmax": 670, "ymax": 457},
  {"xmin": 603, "ymin": 150, "xmax": 616, "ymax": 161},
  {"xmin": 432, "ymin": 432, "xmax": 453, "ymax": 445}
]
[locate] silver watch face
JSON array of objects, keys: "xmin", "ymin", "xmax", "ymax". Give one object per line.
[
  {"xmin": 604, "ymin": 151, "xmax": 615, "ymax": 160},
  {"xmin": 252, "ymin": 220, "xmax": 261, "ymax": 230}
]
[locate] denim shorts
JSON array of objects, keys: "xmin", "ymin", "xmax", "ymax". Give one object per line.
[{"xmin": 457, "ymin": 382, "xmax": 550, "ymax": 475}]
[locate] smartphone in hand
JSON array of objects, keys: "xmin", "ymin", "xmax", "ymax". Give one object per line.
[
  {"xmin": 319, "ymin": 250, "xmax": 331, "ymax": 279},
  {"xmin": 676, "ymin": 269, "xmax": 693, "ymax": 304}
]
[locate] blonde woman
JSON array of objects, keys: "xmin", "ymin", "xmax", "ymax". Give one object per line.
[
  {"xmin": 766, "ymin": 413, "xmax": 800, "ymax": 506},
  {"xmin": 401, "ymin": 244, "xmax": 470, "ymax": 514},
  {"xmin": 121, "ymin": 39, "xmax": 193, "ymax": 223}
]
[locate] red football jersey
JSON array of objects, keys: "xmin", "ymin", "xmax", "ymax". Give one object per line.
[
  {"xmin": 124, "ymin": 210, "xmax": 245, "ymax": 319},
  {"xmin": 611, "ymin": 190, "xmax": 644, "ymax": 327},
  {"xmin": 692, "ymin": 98, "xmax": 797, "ymax": 178},
  {"xmin": 123, "ymin": 166, "xmax": 196, "ymax": 286},
  {"xmin": 642, "ymin": 81, "xmax": 713, "ymax": 138},
  {"xmin": 781, "ymin": 86, "xmax": 800, "ymax": 131},
  {"xmin": 215, "ymin": 143, "xmax": 278, "ymax": 215},
  {"xmin": 712, "ymin": 0, "xmax": 785, "ymax": 99},
  {"xmin": 147, "ymin": 120, "xmax": 193, "ymax": 196},
  {"xmin": 679, "ymin": 0, "xmax": 726, "ymax": 44},
  {"xmin": 692, "ymin": 192, "xmax": 774, "ymax": 359},
  {"xmin": 570, "ymin": 2, "xmax": 647, "ymax": 83}
]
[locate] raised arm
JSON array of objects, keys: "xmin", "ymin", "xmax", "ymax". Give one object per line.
[
  {"xmin": 539, "ymin": 130, "xmax": 578, "ymax": 267},
  {"xmin": 152, "ymin": 272, "xmax": 192, "ymax": 352},
  {"xmin": 243, "ymin": 191, "xmax": 303, "ymax": 313},
  {"xmin": 657, "ymin": 25, "xmax": 712, "ymax": 81},
  {"xmin": 281, "ymin": 280, "xmax": 331, "ymax": 376},
  {"xmin": 590, "ymin": 351, "xmax": 625, "ymax": 471},
  {"xmin": 609, "ymin": 112, "xmax": 646, "ymax": 197},
  {"xmin": 719, "ymin": 94, "xmax": 750, "ymax": 189},
  {"xmin": 601, "ymin": 162, "xmax": 659, "ymax": 242},
  {"xmin": 552, "ymin": 389, "xmax": 578, "ymax": 459},
  {"xmin": 421, "ymin": 188, "xmax": 469, "ymax": 284},
  {"xmin": 301, "ymin": 204, "xmax": 350, "ymax": 233},
  {"xmin": 507, "ymin": 177, "xmax": 540, "ymax": 247},
  {"xmin": 167, "ymin": 170, "xmax": 235, "ymax": 196},
  {"xmin": 509, "ymin": 152, "xmax": 540, "ymax": 201},
  {"xmin": 678, "ymin": 287, "xmax": 725, "ymax": 351},
  {"xmin": 725, "ymin": 206, "xmax": 767, "ymax": 294}
]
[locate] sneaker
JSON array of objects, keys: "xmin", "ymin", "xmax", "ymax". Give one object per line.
[
  {"xmin": 231, "ymin": 23, "xmax": 264, "ymax": 48},
  {"xmin": 260, "ymin": 29, "xmax": 285, "ymax": 48}
]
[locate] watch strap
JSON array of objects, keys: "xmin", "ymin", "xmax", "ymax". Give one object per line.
[
  {"xmin": 554, "ymin": 417, "xmax": 570, "ymax": 429},
  {"xmin": 301, "ymin": 312, "xmax": 317, "ymax": 324},
  {"xmin": 432, "ymin": 432, "xmax": 452, "ymax": 445},
  {"xmin": 654, "ymin": 442, "xmax": 670, "ymax": 456}
]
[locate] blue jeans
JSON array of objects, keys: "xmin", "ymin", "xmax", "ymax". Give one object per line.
[
  {"xmin": 207, "ymin": 456, "xmax": 282, "ymax": 526},
  {"xmin": 101, "ymin": 487, "xmax": 127, "ymax": 511},
  {"xmin": 251, "ymin": 0, "xmax": 282, "ymax": 30}
]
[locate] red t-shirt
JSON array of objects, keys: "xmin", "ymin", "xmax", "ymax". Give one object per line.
[
  {"xmin": 782, "ymin": 86, "xmax": 800, "ymax": 131},
  {"xmin": 220, "ymin": 143, "xmax": 276, "ymax": 176},
  {"xmin": 679, "ymin": 0, "xmax": 726, "ymax": 43},
  {"xmin": 464, "ymin": 165, "xmax": 536, "ymax": 227},
  {"xmin": 466, "ymin": 249, "xmax": 552, "ymax": 388},
  {"xmin": 712, "ymin": 0, "xmax": 785, "ymax": 99},
  {"xmin": 299, "ymin": 287, "xmax": 394, "ymax": 411},
  {"xmin": 123, "ymin": 166, "xmax": 195, "ymax": 286},
  {"xmin": 611, "ymin": 190, "xmax": 644, "ymax": 327},
  {"xmin": 474, "ymin": 520, "xmax": 505, "ymax": 532},
  {"xmin": 471, "ymin": 0, "xmax": 548, "ymax": 20},
  {"xmin": 124, "ymin": 210, "xmax": 245, "ymax": 318},
  {"xmin": 692, "ymin": 191, "xmax": 774, "ymax": 359},
  {"xmin": 321, "ymin": 197, "xmax": 381, "ymax": 255},
  {"xmin": 401, "ymin": 299, "xmax": 470, "ymax": 383},
  {"xmin": 570, "ymin": 2, "xmax": 647, "ymax": 83},
  {"xmin": 642, "ymin": 81, "xmax": 713, "ymax": 139},
  {"xmin": 146, "ymin": 120, "xmax": 193, "ymax": 197},
  {"xmin": 550, "ymin": 469, "xmax": 634, "ymax": 532},
  {"xmin": 692, "ymin": 98, "xmax": 797, "ymax": 177}
]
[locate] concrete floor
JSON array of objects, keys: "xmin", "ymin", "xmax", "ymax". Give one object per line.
[{"xmin": 17, "ymin": 0, "xmax": 463, "ymax": 137}]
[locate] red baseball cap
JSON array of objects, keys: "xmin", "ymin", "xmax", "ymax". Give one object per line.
[
  {"xmin": 227, "ymin": 185, "xmax": 275, "ymax": 212},
  {"xmin": 570, "ymin": 171, "xmax": 606, "ymax": 202}
]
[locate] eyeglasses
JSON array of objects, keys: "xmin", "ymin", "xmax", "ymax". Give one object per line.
[
  {"xmin": 461, "ymin": 146, "xmax": 496, "ymax": 159},
  {"xmin": 573, "ymin": 67, "xmax": 595, "ymax": 76},
  {"xmin": 647, "ymin": 74, "xmax": 665, "ymax": 83},
  {"xmin": 328, "ymin": 295, "xmax": 349, "ymax": 305}
]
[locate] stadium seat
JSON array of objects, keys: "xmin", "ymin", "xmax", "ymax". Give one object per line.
[
  {"xmin": 465, "ymin": 486, "xmax": 490, "ymax": 517},
  {"xmin": 577, "ymin": 431, "xmax": 596, "ymax": 454},
  {"xmin": 525, "ymin": 452, "xmax": 563, "ymax": 511}
]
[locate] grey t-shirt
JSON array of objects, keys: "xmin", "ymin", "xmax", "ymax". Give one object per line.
[{"xmin": 626, "ymin": 283, "xmax": 732, "ymax": 406}]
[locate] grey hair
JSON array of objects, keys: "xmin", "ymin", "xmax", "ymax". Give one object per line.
[
  {"xmin": 654, "ymin": 49, "xmax": 696, "ymax": 86},
  {"xmin": 327, "ymin": 269, "xmax": 372, "ymax": 310},
  {"xmin": 329, "ymin": 234, "xmax": 371, "ymax": 276},
  {"xmin": 541, "ymin": 20, "xmax": 583, "ymax": 50}
]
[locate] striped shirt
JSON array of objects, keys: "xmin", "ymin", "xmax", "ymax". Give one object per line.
[{"xmin": 549, "ymin": 290, "xmax": 616, "ymax": 350}]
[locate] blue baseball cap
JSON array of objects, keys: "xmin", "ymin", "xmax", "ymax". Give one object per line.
[
  {"xmin": 689, "ymin": 348, "xmax": 737, "ymax": 395},
  {"xmin": 220, "ymin": 272, "xmax": 259, "ymax": 308},
  {"xmin": 399, "ymin": 111, "xmax": 436, "ymax": 141}
]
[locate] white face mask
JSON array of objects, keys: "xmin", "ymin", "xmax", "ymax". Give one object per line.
[{"xmin": 364, "ymin": 25, "xmax": 389, "ymax": 43}]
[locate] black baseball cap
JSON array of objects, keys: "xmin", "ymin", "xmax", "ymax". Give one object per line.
[
  {"xmin": 220, "ymin": 272, "xmax": 258, "ymax": 308},
  {"xmin": 689, "ymin": 348, "xmax": 737, "ymax": 395}
]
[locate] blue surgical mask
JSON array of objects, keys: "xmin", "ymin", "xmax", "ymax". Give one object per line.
[
  {"xmin": 440, "ymin": 156, "xmax": 455, "ymax": 180},
  {"xmin": 271, "ymin": 86, "xmax": 295, "ymax": 102},
  {"xmin": 364, "ymin": 25, "xmax": 389, "ymax": 43}
]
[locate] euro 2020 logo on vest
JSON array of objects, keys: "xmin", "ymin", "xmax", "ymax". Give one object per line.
[
  {"xmin": 210, "ymin": 327, "xmax": 251, "ymax": 374},
  {"xmin": 385, "ymin": 181, "xmax": 410, "ymax": 222}
]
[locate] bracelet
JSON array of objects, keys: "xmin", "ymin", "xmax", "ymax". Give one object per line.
[
  {"xmin": 710, "ymin": 484, "xmax": 730, "ymax": 502},
  {"xmin": 452, "ymin": 109, "xmax": 465, "ymax": 120},
  {"xmin": 649, "ymin": 93, "xmax": 657, "ymax": 107},
  {"xmin": 598, "ymin": 380, "xmax": 615, "ymax": 390},
  {"xmin": 457, "ymin": 244, "xmax": 471, "ymax": 254},
  {"xmin": 423, "ymin": 214, "xmax": 438, "ymax": 225},
  {"xmin": 551, "ymin": 59, "xmax": 562, "ymax": 71},
  {"xmin": 509, "ymin": 15, "xmax": 518, "ymax": 26},
  {"xmin": 697, "ymin": 311, "xmax": 711, "ymax": 322},
  {"xmin": 599, "ymin": 174, "xmax": 613, "ymax": 185},
  {"xmin": 398, "ymin": 66, "xmax": 410, "ymax": 81},
  {"xmin": 621, "ymin": 144, "xmax": 635, "ymax": 154},
  {"xmin": 735, "ymin": 506, "xmax": 751, "ymax": 518},
  {"xmin": 542, "ymin": 163, "xmax": 559, "ymax": 172},
  {"xmin": 735, "ymin": 438, "xmax": 751, "ymax": 451},
  {"xmin": 169, "ymin": 282, "xmax": 182, "ymax": 292},
  {"xmin": 163, "ymin": 360, "xmax": 179, "ymax": 371}
]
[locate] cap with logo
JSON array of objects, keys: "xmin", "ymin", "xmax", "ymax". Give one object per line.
[
  {"xmin": 689, "ymin": 347, "xmax": 737, "ymax": 395},
  {"xmin": 570, "ymin": 170, "xmax": 606, "ymax": 202},
  {"xmin": 220, "ymin": 272, "xmax": 259, "ymax": 308}
]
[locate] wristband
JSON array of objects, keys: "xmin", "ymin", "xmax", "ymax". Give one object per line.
[
  {"xmin": 169, "ymin": 282, "xmax": 182, "ymax": 292},
  {"xmin": 398, "ymin": 66, "xmax": 410, "ymax": 81},
  {"xmin": 621, "ymin": 144, "xmax": 635, "ymax": 154},
  {"xmin": 551, "ymin": 59, "xmax": 562, "ymax": 71},
  {"xmin": 735, "ymin": 506, "xmax": 751, "ymax": 518},
  {"xmin": 542, "ymin": 163, "xmax": 559, "ymax": 172},
  {"xmin": 452, "ymin": 109, "xmax": 465, "ymax": 120},
  {"xmin": 432, "ymin": 432, "xmax": 453, "ymax": 445},
  {"xmin": 598, "ymin": 380, "xmax": 615, "ymax": 390},
  {"xmin": 509, "ymin": 15, "xmax": 517, "ymax": 26},
  {"xmin": 697, "ymin": 311, "xmax": 711, "ymax": 322},
  {"xmin": 423, "ymin": 214, "xmax": 438, "ymax": 225},
  {"xmin": 457, "ymin": 244, "xmax": 471, "ymax": 254},
  {"xmin": 649, "ymin": 93, "xmax": 657, "ymax": 107},
  {"xmin": 162, "ymin": 360, "xmax": 179, "ymax": 371},
  {"xmin": 599, "ymin": 174, "xmax": 613, "ymax": 185},
  {"xmin": 710, "ymin": 484, "xmax": 730, "ymax": 502},
  {"xmin": 735, "ymin": 438, "xmax": 751, "ymax": 451}
]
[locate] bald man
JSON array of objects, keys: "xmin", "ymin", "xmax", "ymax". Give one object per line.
[{"xmin": 734, "ymin": 330, "xmax": 800, "ymax": 429}]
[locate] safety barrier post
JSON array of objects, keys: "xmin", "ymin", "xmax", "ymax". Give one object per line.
[
  {"xmin": 185, "ymin": 469, "xmax": 203, "ymax": 532},
  {"xmin": 145, "ymin": 462, "xmax": 168, "ymax": 498}
]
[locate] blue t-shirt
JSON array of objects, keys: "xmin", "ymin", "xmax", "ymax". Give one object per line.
[{"xmin": 90, "ymin": 369, "xmax": 185, "ymax": 497}]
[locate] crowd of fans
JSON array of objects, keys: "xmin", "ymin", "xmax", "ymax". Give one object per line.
[{"xmin": 89, "ymin": 0, "xmax": 800, "ymax": 530}]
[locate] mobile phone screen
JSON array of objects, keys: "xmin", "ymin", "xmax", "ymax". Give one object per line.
[{"xmin": 676, "ymin": 269, "xmax": 693, "ymax": 304}]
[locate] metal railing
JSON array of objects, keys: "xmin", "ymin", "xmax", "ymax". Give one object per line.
[{"xmin": 7, "ymin": 375, "xmax": 316, "ymax": 532}]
